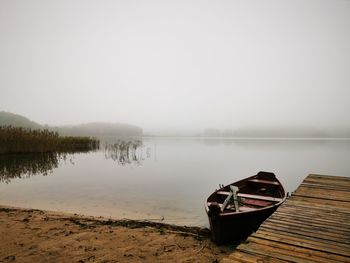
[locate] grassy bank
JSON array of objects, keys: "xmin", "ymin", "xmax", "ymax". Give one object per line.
[{"xmin": 0, "ymin": 126, "xmax": 99, "ymax": 154}]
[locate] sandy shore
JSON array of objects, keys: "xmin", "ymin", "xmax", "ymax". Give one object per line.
[{"xmin": 0, "ymin": 206, "xmax": 233, "ymax": 262}]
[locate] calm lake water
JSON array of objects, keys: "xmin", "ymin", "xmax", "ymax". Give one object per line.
[{"xmin": 1, "ymin": 138, "xmax": 350, "ymax": 227}]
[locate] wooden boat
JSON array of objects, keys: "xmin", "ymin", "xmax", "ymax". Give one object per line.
[{"xmin": 205, "ymin": 171, "xmax": 286, "ymax": 244}]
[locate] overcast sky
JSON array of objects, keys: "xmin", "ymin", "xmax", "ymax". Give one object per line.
[{"xmin": 0, "ymin": 0, "xmax": 349, "ymax": 132}]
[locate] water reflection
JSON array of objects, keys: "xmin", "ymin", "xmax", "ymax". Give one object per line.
[
  {"xmin": 0, "ymin": 152, "xmax": 67, "ymax": 183},
  {"xmin": 104, "ymin": 140, "xmax": 150, "ymax": 165},
  {"xmin": 0, "ymin": 139, "xmax": 150, "ymax": 183}
]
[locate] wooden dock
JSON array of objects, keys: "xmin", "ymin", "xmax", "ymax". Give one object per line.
[{"xmin": 222, "ymin": 174, "xmax": 350, "ymax": 263}]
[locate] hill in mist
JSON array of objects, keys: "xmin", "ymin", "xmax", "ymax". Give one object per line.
[
  {"xmin": 0, "ymin": 111, "xmax": 142, "ymax": 137},
  {"xmin": 0, "ymin": 111, "xmax": 42, "ymax": 129}
]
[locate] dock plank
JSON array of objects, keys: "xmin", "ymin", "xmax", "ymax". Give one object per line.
[
  {"xmin": 254, "ymin": 230, "xmax": 350, "ymax": 256},
  {"xmin": 223, "ymin": 174, "xmax": 350, "ymax": 262}
]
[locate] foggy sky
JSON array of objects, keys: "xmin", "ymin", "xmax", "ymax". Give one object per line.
[{"xmin": 0, "ymin": 0, "xmax": 349, "ymax": 132}]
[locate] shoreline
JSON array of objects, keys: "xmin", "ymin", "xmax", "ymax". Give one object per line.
[{"xmin": 0, "ymin": 205, "xmax": 232, "ymax": 262}]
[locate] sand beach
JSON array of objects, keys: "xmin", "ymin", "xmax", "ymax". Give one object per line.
[{"xmin": 0, "ymin": 206, "xmax": 232, "ymax": 263}]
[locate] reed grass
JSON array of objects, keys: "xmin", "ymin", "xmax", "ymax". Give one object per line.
[
  {"xmin": 0, "ymin": 126, "xmax": 99, "ymax": 154},
  {"xmin": 104, "ymin": 140, "xmax": 143, "ymax": 165}
]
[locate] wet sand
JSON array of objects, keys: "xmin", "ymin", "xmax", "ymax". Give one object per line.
[{"xmin": 0, "ymin": 206, "xmax": 232, "ymax": 262}]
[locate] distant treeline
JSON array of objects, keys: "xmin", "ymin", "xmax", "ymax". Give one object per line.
[
  {"xmin": 0, "ymin": 111, "xmax": 143, "ymax": 137},
  {"xmin": 0, "ymin": 126, "xmax": 99, "ymax": 154}
]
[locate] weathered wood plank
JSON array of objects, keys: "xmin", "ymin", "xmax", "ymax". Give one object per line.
[
  {"xmin": 255, "ymin": 230, "xmax": 350, "ymax": 256},
  {"xmin": 303, "ymin": 178, "xmax": 350, "ymax": 187},
  {"xmin": 265, "ymin": 217, "xmax": 350, "ymax": 236},
  {"xmin": 307, "ymin": 174, "xmax": 350, "ymax": 182},
  {"xmin": 294, "ymin": 187, "xmax": 350, "ymax": 202},
  {"xmin": 293, "ymin": 193, "xmax": 350, "ymax": 202},
  {"xmin": 247, "ymin": 237, "xmax": 349, "ymax": 262},
  {"xmin": 259, "ymin": 224, "xmax": 350, "ymax": 243},
  {"xmin": 286, "ymin": 198, "xmax": 350, "ymax": 210},
  {"xmin": 238, "ymin": 242, "xmax": 340, "ymax": 263},
  {"xmin": 221, "ymin": 250, "xmax": 289, "ymax": 263},
  {"xmin": 269, "ymin": 214, "xmax": 350, "ymax": 233},
  {"xmin": 300, "ymin": 183, "xmax": 350, "ymax": 192}
]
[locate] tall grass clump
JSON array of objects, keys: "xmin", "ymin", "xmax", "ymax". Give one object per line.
[
  {"xmin": 104, "ymin": 140, "xmax": 143, "ymax": 165},
  {"xmin": 0, "ymin": 126, "xmax": 99, "ymax": 154}
]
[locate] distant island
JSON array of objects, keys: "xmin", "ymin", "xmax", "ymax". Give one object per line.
[
  {"xmin": 0, "ymin": 111, "xmax": 143, "ymax": 137},
  {"xmin": 1, "ymin": 111, "xmax": 349, "ymax": 139}
]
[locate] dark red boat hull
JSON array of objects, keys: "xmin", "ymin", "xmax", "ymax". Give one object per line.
[
  {"xmin": 205, "ymin": 171, "xmax": 286, "ymax": 244},
  {"xmin": 207, "ymin": 205, "xmax": 278, "ymax": 244}
]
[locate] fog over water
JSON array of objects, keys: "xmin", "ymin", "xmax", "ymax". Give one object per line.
[{"xmin": 0, "ymin": 0, "xmax": 349, "ymax": 135}]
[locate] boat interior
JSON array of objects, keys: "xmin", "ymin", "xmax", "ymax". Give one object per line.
[{"xmin": 207, "ymin": 174, "xmax": 285, "ymax": 213}]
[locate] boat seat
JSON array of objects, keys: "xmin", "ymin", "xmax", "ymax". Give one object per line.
[
  {"xmin": 216, "ymin": 191, "xmax": 283, "ymax": 202},
  {"xmin": 237, "ymin": 193, "xmax": 283, "ymax": 202},
  {"xmin": 208, "ymin": 202, "xmax": 260, "ymax": 213},
  {"xmin": 248, "ymin": 179, "xmax": 280, "ymax": 185},
  {"xmin": 238, "ymin": 206, "xmax": 257, "ymax": 212}
]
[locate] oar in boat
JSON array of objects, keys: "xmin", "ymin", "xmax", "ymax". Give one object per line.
[{"xmin": 221, "ymin": 185, "xmax": 240, "ymax": 212}]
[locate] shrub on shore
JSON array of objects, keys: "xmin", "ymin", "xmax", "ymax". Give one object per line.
[{"xmin": 0, "ymin": 126, "xmax": 99, "ymax": 154}]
